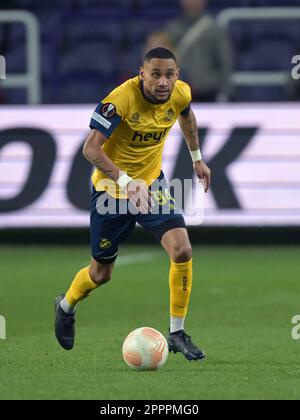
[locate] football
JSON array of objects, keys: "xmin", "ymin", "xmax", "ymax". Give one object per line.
[{"xmin": 122, "ymin": 327, "xmax": 169, "ymax": 371}]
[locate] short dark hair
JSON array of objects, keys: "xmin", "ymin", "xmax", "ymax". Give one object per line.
[{"xmin": 144, "ymin": 47, "xmax": 177, "ymax": 64}]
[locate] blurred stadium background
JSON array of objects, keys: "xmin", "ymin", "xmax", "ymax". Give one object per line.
[{"xmin": 0, "ymin": 0, "xmax": 300, "ymax": 401}]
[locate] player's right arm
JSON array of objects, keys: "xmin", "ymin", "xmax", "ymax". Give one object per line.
[
  {"xmin": 83, "ymin": 129, "xmax": 152, "ymax": 213},
  {"xmin": 83, "ymin": 129, "xmax": 121, "ymax": 182}
]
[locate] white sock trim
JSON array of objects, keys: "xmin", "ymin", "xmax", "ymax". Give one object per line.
[
  {"xmin": 60, "ymin": 297, "xmax": 76, "ymax": 314},
  {"xmin": 170, "ymin": 316, "xmax": 185, "ymax": 333}
]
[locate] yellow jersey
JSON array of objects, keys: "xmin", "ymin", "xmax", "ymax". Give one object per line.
[{"xmin": 89, "ymin": 76, "xmax": 191, "ymax": 198}]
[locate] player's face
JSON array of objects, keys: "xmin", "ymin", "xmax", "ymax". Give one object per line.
[{"xmin": 140, "ymin": 58, "xmax": 179, "ymax": 104}]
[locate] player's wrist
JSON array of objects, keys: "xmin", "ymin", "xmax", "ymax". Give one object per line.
[
  {"xmin": 190, "ymin": 149, "xmax": 202, "ymax": 162},
  {"xmin": 116, "ymin": 173, "xmax": 133, "ymax": 190}
]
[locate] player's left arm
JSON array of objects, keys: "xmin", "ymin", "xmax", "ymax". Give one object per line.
[{"xmin": 178, "ymin": 108, "xmax": 211, "ymax": 193}]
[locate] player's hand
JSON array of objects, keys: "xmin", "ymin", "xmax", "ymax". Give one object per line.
[
  {"xmin": 127, "ymin": 180, "xmax": 154, "ymax": 214},
  {"xmin": 194, "ymin": 160, "xmax": 211, "ymax": 193}
]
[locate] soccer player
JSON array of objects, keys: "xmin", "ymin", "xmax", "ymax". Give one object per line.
[{"xmin": 54, "ymin": 47, "xmax": 211, "ymax": 361}]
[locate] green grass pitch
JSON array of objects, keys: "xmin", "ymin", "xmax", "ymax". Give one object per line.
[{"xmin": 0, "ymin": 245, "xmax": 299, "ymax": 400}]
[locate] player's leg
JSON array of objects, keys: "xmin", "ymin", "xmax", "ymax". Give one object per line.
[
  {"xmin": 138, "ymin": 217, "xmax": 205, "ymax": 360},
  {"xmin": 54, "ymin": 188, "xmax": 136, "ymax": 350},
  {"xmin": 61, "ymin": 258, "xmax": 115, "ymax": 313},
  {"xmin": 160, "ymin": 227, "xmax": 205, "ymax": 361},
  {"xmin": 54, "ymin": 260, "xmax": 115, "ymax": 350},
  {"xmin": 161, "ymin": 227, "xmax": 192, "ymax": 328},
  {"xmin": 160, "ymin": 227, "xmax": 192, "ymax": 330}
]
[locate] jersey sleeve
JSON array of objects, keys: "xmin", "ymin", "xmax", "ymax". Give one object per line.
[
  {"xmin": 89, "ymin": 83, "xmax": 129, "ymax": 138},
  {"xmin": 180, "ymin": 103, "xmax": 191, "ymax": 116},
  {"xmin": 176, "ymin": 81, "xmax": 192, "ymax": 116}
]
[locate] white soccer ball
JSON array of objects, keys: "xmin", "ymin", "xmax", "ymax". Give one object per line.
[{"xmin": 122, "ymin": 327, "xmax": 169, "ymax": 371}]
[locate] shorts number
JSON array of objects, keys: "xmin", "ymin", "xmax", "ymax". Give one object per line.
[{"xmin": 150, "ymin": 188, "xmax": 176, "ymax": 208}]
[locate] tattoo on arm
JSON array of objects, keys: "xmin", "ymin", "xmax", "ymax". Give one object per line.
[
  {"xmin": 83, "ymin": 132, "xmax": 119, "ymax": 181},
  {"xmin": 179, "ymin": 110, "xmax": 200, "ymax": 150},
  {"xmin": 94, "ymin": 158, "xmax": 114, "ymax": 179}
]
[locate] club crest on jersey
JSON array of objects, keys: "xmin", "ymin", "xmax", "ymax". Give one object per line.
[
  {"xmin": 101, "ymin": 103, "xmax": 116, "ymax": 119},
  {"xmin": 129, "ymin": 113, "xmax": 140, "ymax": 123},
  {"xmin": 164, "ymin": 108, "xmax": 175, "ymax": 122},
  {"xmin": 100, "ymin": 239, "xmax": 112, "ymax": 249}
]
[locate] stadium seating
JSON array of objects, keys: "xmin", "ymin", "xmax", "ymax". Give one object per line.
[
  {"xmin": 1, "ymin": 0, "xmax": 300, "ymax": 103},
  {"xmin": 45, "ymin": 75, "xmax": 115, "ymax": 104},
  {"xmin": 238, "ymin": 40, "xmax": 295, "ymax": 71}
]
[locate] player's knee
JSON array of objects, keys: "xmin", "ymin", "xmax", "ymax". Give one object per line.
[
  {"xmin": 171, "ymin": 245, "xmax": 193, "ymax": 263},
  {"xmin": 91, "ymin": 272, "xmax": 112, "ymax": 285},
  {"xmin": 89, "ymin": 266, "xmax": 113, "ymax": 286}
]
